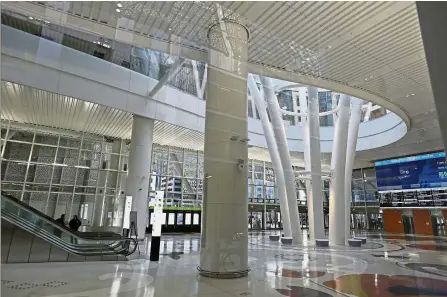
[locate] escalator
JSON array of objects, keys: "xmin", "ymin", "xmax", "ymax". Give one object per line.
[{"xmin": 1, "ymin": 192, "xmax": 138, "ymax": 263}]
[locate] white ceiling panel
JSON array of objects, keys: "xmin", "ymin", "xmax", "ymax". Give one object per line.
[{"xmin": 2, "ymin": 1, "xmax": 443, "ymax": 166}]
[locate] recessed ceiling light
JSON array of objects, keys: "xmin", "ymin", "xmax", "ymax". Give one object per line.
[
  {"xmin": 29, "ymin": 16, "xmax": 33, "ymax": 20},
  {"xmin": 168, "ymin": 28, "xmax": 172, "ymax": 31},
  {"xmin": 116, "ymin": 8, "xmax": 121, "ymax": 12},
  {"xmin": 411, "ymin": 93, "xmax": 415, "ymax": 96},
  {"xmin": 117, "ymin": 3, "xmax": 122, "ymax": 8}
]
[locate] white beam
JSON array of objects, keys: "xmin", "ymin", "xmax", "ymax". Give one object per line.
[
  {"xmin": 148, "ymin": 58, "xmax": 187, "ymax": 98},
  {"xmin": 248, "ymin": 74, "xmax": 292, "ymax": 238},
  {"xmin": 345, "ymin": 98, "xmax": 364, "ymax": 238},
  {"xmin": 329, "ymin": 94, "xmax": 351, "ymax": 246},
  {"xmin": 261, "ymin": 76, "xmax": 302, "ymax": 243}
]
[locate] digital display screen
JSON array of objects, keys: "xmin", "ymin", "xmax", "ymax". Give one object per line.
[{"xmin": 375, "ymin": 152, "xmax": 447, "ymax": 191}]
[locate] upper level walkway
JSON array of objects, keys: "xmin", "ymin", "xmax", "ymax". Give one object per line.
[{"xmin": 1, "ymin": 14, "xmax": 407, "ymax": 159}]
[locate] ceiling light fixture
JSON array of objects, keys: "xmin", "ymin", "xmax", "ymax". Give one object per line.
[
  {"xmin": 29, "ymin": 16, "xmax": 33, "ymax": 20},
  {"xmin": 116, "ymin": 8, "xmax": 121, "ymax": 12},
  {"xmin": 117, "ymin": 3, "xmax": 122, "ymax": 8}
]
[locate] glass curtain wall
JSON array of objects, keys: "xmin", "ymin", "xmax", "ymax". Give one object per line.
[
  {"xmin": 351, "ymin": 167, "xmax": 379, "ymax": 207},
  {"xmin": 1, "ymin": 122, "xmax": 379, "ymax": 230},
  {"xmin": 1, "ymin": 125, "xmax": 128, "ymax": 227}
]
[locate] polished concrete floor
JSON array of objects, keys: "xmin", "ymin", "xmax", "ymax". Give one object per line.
[{"xmin": 2, "ymin": 230, "xmax": 447, "ymax": 297}]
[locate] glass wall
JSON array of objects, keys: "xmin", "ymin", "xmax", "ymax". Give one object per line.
[
  {"xmin": 1, "ymin": 122, "xmax": 379, "ymax": 229},
  {"xmin": 1, "ymin": 125, "xmax": 128, "ymax": 227},
  {"xmin": 351, "ymin": 167, "xmax": 379, "ymax": 207}
]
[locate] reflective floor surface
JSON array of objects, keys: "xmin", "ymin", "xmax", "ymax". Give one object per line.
[{"xmin": 2, "ymin": 231, "xmax": 447, "ymax": 297}]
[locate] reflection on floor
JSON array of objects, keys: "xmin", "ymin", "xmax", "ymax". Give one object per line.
[{"xmin": 2, "ymin": 231, "xmax": 447, "ymax": 297}]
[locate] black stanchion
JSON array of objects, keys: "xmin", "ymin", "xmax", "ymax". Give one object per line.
[{"xmin": 149, "ymin": 236, "xmax": 161, "ymax": 261}]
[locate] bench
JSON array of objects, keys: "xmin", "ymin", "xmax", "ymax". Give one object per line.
[
  {"xmin": 354, "ymin": 237, "xmax": 367, "ymax": 244},
  {"xmin": 348, "ymin": 239, "xmax": 362, "ymax": 247},
  {"xmin": 281, "ymin": 237, "xmax": 293, "ymax": 244},
  {"xmin": 269, "ymin": 235, "xmax": 280, "ymax": 241},
  {"xmin": 316, "ymin": 239, "xmax": 329, "ymax": 247}
]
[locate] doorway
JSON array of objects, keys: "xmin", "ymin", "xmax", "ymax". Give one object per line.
[{"xmin": 248, "ymin": 211, "xmax": 263, "ymax": 230}]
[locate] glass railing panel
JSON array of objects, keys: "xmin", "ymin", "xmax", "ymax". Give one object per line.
[{"xmin": 1, "ymin": 193, "xmax": 136, "ymax": 256}]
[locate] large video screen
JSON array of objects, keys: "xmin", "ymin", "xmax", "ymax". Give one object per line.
[{"xmin": 375, "ymin": 152, "xmax": 447, "ymax": 191}]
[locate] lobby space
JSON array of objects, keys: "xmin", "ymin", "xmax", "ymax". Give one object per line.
[{"xmin": 2, "ymin": 231, "xmax": 447, "ymax": 297}]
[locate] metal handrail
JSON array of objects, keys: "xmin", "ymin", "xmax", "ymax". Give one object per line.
[
  {"xmin": 1, "ymin": 191, "xmax": 124, "ymax": 240},
  {"xmin": 2, "ymin": 209, "xmax": 137, "ymax": 256},
  {"xmin": 1, "ymin": 193, "xmax": 138, "ymax": 256}
]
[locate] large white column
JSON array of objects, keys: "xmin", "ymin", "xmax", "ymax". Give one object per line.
[
  {"xmin": 261, "ymin": 76, "xmax": 302, "ymax": 243},
  {"xmin": 344, "ymin": 98, "xmax": 363, "ymax": 238},
  {"xmin": 306, "ymin": 87, "xmax": 325, "ymax": 240},
  {"xmin": 329, "ymin": 94, "xmax": 351, "ymax": 245},
  {"xmin": 417, "ymin": 3, "xmax": 447, "ymax": 156},
  {"xmin": 199, "ymin": 20, "xmax": 249, "ymax": 278},
  {"xmin": 247, "ymin": 74, "xmax": 292, "ymax": 237},
  {"xmin": 126, "ymin": 115, "xmax": 154, "ymax": 240}
]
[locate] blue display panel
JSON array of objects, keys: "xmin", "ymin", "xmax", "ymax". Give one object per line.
[{"xmin": 375, "ymin": 152, "xmax": 447, "ymax": 191}]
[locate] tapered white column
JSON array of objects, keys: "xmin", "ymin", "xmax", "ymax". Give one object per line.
[
  {"xmin": 329, "ymin": 94, "xmax": 351, "ymax": 245},
  {"xmin": 345, "ymin": 98, "xmax": 363, "ymax": 238},
  {"xmin": 248, "ymin": 74, "xmax": 292, "ymax": 237},
  {"xmin": 306, "ymin": 87, "xmax": 325, "ymax": 240},
  {"xmin": 417, "ymin": 3, "xmax": 447, "ymax": 158},
  {"xmin": 199, "ymin": 20, "xmax": 249, "ymax": 278},
  {"xmin": 126, "ymin": 115, "xmax": 154, "ymax": 240},
  {"xmin": 261, "ymin": 76, "xmax": 302, "ymax": 243}
]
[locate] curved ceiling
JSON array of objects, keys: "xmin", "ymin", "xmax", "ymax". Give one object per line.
[{"xmin": 1, "ymin": 1, "xmax": 441, "ymax": 167}]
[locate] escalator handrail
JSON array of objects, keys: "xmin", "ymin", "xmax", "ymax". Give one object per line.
[
  {"xmin": 1, "ymin": 191, "xmax": 124, "ymax": 239},
  {"xmin": 1, "ymin": 192, "xmax": 138, "ymax": 256},
  {"xmin": 3, "ymin": 212, "xmax": 128, "ymax": 256},
  {"xmin": 2, "ymin": 208, "xmax": 137, "ymax": 256}
]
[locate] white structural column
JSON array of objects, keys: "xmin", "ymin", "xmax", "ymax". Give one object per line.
[
  {"xmin": 329, "ymin": 94, "xmax": 351, "ymax": 245},
  {"xmin": 344, "ymin": 98, "xmax": 363, "ymax": 238},
  {"xmin": 417, "ymin": 3, "xmax": 447, "ymax": 158},
  {"xmin": 261, "ymin": 76, "xmax": 302, "ymax": 243},
  {"xmin": 306, "ymin": 87, "xmax": 325, "ymax": 240},
  {"xmin": 126, "ymin": 115, "xmax": 154, "ymax": 240},
  {"xmin": 247, "ymin": 74, "xmax": 292, "ymax": 237},
  {"xmin": 199, "ymin": 20, "xmax": 249, "ymax": 278}
]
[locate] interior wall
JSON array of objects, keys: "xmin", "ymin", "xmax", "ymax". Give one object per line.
[
  {"xmin": 383, "ymin": 209, "xmax": 404, "ymax": 233},
  {"xmin": 412, "ymin": 209, "xmax": 432, "ymax": 235}
]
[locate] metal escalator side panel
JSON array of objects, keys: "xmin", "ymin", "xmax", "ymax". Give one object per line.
[{"xmin": 1, "ymin": 193, "xmax": 138, "ymax": 259}]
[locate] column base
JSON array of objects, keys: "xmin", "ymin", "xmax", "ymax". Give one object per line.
[{"xmin": 197, "ymin": 267, "xmax": 250, "ymax": 279}]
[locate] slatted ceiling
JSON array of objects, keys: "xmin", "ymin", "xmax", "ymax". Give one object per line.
[
  {"xmin": 1, "ymin": 81, "xmax": 210, "ymax": 151},
  {"xmin": 166, "ymin": 2, "xmax": 189, "ymax": 36},
  {"xmin": 154, "ymin": 3, "xmax": 172, "ymax": 39},
  {"xmin": 361, "ymin": 74, "xmax": 414, "ymax": 96},
  {"xmin": 80, "ymin": 2, "xmax": 90, "ymax": 19},
  {"xmin": 322, "ymin": 2, "xmax": 382, "ymax": 40},
  {"xmin": 4, "ymin": 1, "xmax": 442, "ymax": 163},
  {"xmin": 173, "ymin": 3, "xmax": 194, "ymax": 36},
  {"xmin": 89, "ymin": 2, "xmax": 100, "ymax": 21}
]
